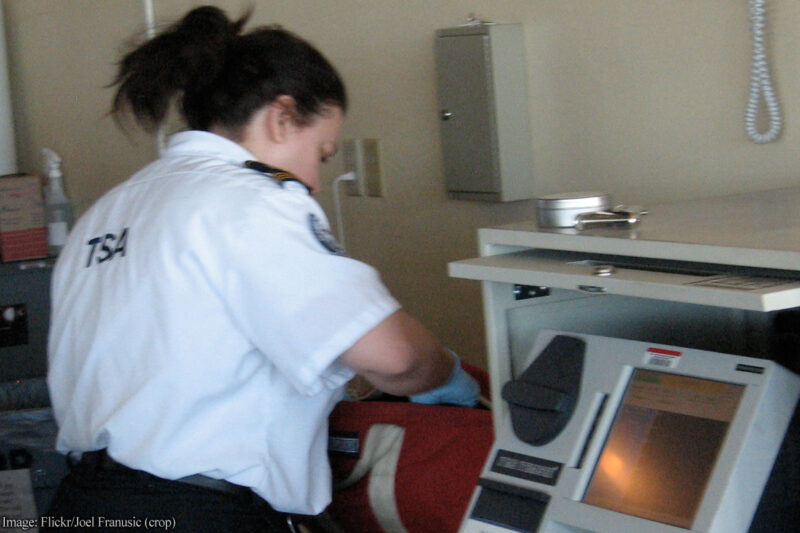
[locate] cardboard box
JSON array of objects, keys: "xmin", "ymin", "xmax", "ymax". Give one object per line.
[{"xmin": 0, "ymin": 174, "xmax": 48, "ymax": 262}]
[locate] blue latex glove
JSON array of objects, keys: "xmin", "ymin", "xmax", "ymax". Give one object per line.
[{"xmin": 410, "ymin": 349, "xmax": 480, "ymax": 407}]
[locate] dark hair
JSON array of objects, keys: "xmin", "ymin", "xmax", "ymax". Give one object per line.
[{"xmin": 110, "ymin": 6, "xmax": 347, "ymax": 133}]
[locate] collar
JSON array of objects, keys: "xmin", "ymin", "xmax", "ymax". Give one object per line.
[
  {"xmin": 165, "ymin": 130, "xmax": 255, "ymax": 164},
  {"xmin": 244, "ymin": 160, "xmax": 311, "ymax": 194},
  {"xmin": 163, "ymin": 131, "xmax": 312, "ymax": 194}
]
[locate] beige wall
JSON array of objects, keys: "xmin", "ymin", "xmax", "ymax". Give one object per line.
[{"xmin": 4, "ymin": 0, "xmax": 800, "ymax": 367}]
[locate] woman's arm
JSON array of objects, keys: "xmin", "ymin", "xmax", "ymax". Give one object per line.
[{"xmin": 338, "ymin": 310, "xmax": 456, "ymax": 397}]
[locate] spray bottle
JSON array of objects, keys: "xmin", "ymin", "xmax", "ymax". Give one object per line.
[{"xmin": 42, "ymin": 148, "xmax": 74, "ymax": 256}]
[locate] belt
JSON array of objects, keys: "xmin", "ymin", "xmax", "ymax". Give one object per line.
[{"xmin": 78, "ymin": 450, "xmax": 252, "ymax": 497}]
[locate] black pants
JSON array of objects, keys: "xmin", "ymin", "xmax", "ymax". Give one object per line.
[{"xmin": 41, "ymin": 454, "xmax": 292, "ymax": 532}]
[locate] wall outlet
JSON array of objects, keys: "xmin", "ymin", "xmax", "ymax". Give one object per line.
[
  {"xmin": 362, "ymin": 139, "xmax": 383, "ymax": 197},
  {"xmin": 342, "ymin": 139, "xmax": 364, "ymax": 197},
  {"xmin": 342, "ymin": 138, "xmax": 382, "ymax": 197}
]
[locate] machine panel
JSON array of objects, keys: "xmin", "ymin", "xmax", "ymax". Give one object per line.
[{"xmin": 459, "ymin": 331, "xmax": 800, "ymax": 533}]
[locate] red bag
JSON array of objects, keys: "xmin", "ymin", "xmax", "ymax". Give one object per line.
[{"xmin": 326, "ymin": 365, "xmax": 493, "ymax": 533}]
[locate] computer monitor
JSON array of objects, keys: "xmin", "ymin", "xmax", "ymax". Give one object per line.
[
  {"xmin": 460, "ymin": 330, "xmax": 800, "ymax": 533},
  {"xmin": 583, "ymin": 369, "xmax": 744, "ymax": 528}
]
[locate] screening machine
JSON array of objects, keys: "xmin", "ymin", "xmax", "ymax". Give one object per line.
[{"xmin": 449, "ymin": 188, "xmax": 800, "ymax": 533}]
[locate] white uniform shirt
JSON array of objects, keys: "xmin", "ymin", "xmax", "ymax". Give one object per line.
[{"xmin": 47, "ymin": 131, "xmax": 400, "ymax": 514}]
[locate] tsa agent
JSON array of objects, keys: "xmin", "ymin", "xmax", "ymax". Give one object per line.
[{"xmin": 44, "ymin": 6, "xmax": 478, "ymax": 532}]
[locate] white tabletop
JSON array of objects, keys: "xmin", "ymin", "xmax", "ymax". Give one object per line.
[{"xmin": 481, "ymin": 187, "xmax": 800, "ymax": 271}]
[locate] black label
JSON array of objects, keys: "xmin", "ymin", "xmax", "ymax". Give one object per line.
[
  {"xmin": 328, "ymin": 431, "xmax": 360, "ymax": 458},
  {"xmin": 491, "ymin": 449, "xmax": 562, "ymax": 486}
]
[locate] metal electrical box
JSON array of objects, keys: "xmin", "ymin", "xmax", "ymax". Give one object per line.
[{"xmin": 435, "ymin": 23, "xmax": 533, "ymax": 202}]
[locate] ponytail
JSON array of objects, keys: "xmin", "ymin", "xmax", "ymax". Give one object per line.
[{"xmin": 110, "ymin": 5, "xmax": 346, "ymax": 133}]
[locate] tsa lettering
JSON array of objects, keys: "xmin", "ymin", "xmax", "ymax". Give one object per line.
[{"xmin": 86, "ymin": 228, "xmax": 129, "ymax": 267}]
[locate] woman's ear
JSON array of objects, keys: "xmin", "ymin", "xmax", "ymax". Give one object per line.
[{"xmin": 265, "ymin": 95, "xmax": 300, "ymax": 143}]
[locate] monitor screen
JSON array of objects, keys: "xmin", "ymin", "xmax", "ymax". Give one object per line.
[{"xmin": 582, "ymin": 369, "xmax": 745, "ymax": 528}]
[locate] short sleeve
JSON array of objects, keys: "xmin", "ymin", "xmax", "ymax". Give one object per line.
[{"xmin": 201, "ymin": 183, "xmax": 400, "ymax": 394}]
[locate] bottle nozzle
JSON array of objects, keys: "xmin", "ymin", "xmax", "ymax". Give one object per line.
[{"xmin": 42, "ymin": 147, "xmax": 62, "ymax": 178}]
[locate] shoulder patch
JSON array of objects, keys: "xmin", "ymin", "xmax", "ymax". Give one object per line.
[{"xmin": 308, "ymin": 214, "xmax": 346, "ymax": 256}]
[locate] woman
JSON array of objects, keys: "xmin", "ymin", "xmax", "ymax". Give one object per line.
[{"xmin": 44, "ymin": 6, "xmax": 478, "ymax": 532}]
